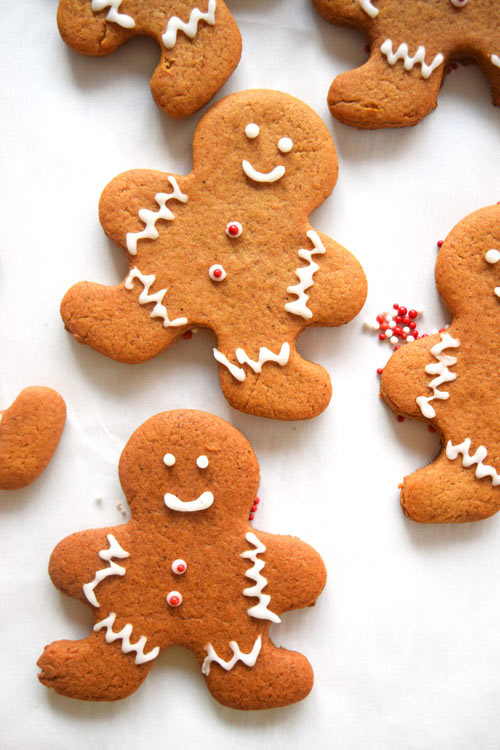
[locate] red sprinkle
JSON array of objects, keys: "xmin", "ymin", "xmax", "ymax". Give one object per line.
[
  {"xmin": 428, "ymin": 426, "xmax": 436, "ymax": 433},
  {"xmin": 251, "ymin": 504, "xmax": 258, "ymax": 512},
  {"xmin": 394, "ymin": 344, "xmax": 401, "ymax": 351},
  {"xmin": 393, "ymin": 303, "xmax": 399, "ymax": 310},
  {"xmin": 452, "ymin": 62, "xmax": 458, "ymax": 70},
  {"xmin": 439, "ymin": 327, "xmax": 445, "ymax": 333},
  {"xmin": 182, "ymin": 330, "xmax": 193, "ymax": 340},
  {"xmin": 169, "ymin": 595, "xmax": 180, "ymax": 606},
  {"xmin": 397, "ymin": 415, "xmax": 405, "ymax": 423},
  {"xmin": 409, "ymin": 309, "xmax": 418, "ymax": 319},
  {"xmin": 377, "ymin": 367, "xmax": 384, "ymax": 375},
  {"xmin": 213, "ymin": 268, "xmax": 223, "ymax": 278},
  {"xmin": 393, "ymin": 326, "xmax": 403, "ymax": 336},
  {"xmin": 379, "ymin": 333, "xmax": 386, "ymax": 341},
  {"xmin": 176, "ymin": 563, "xmax": 186, "ymax": 573},
  {"xmin": 227, "ymin": 223, "xmax": 240, "ymax": 236},
  {"xmin": 376, "ymin": 314, "xmax": 385, "ymax": 324},
  {"xmin": 254, "ymin": 497, "xmax": 260, "ymax": 505},
  {"xmin": 437, "ymin": 240, "xmax": 444, "ymax": 248},
  {"xmin": 249, "ymin": 513, "xmax": 254, "ymax": 521},
  {"xmin": 409, "ymin": 321, "xmax": 416, "ymax": 330},
  {"xmin": 400, "ymin": 332, "xmax": 407, "ymax": 340},
  {"xmin": 402, "ymin": 316, "xmax": 410, "ymax": 325},
  {"xmin": 398, "ymin": 306, "xmax": 407, "ymax": 316},
  {"xmin": 365, "ymin": 44, "xmax": 371, "ymax": 53}
]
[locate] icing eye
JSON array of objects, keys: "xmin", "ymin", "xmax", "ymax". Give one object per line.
[
  {"xmin": 209, "ymin": 264, "xmax": 226, "ymax": 281},
  {"xmin": 171, "ymin": 559, "xmax": 187, "ymax": 575},
  {"xmin": 485, "ymin": 249, "xmax": 500, "ymax": 264},
  {"xmin": 226, "ymin": 221, "xmax": 242, "ymax": 238},
  {"xmin": 278, "ymin": 137, "xmax": 293, "ymax": 153},
  {"xmin": 245, "ymin": 123, "xmax": 260, "ymax": 139},
  {"xmin": 163, "ymin": 453, "xmax": 176, "ymax": 466},
  {"xmin": 196, "ymin": 455, "xmax": 209, "ymax": 469},
  {"xmin": 166, "ymin": 591, "xmax": 182, "ymax": 607},
  {"xmin": 450, "ymin": 0, "xmax": 468, "ymax": 6}
]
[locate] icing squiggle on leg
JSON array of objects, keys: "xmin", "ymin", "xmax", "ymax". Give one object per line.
[
  {"xmin": 94, "ymin": 613, "xmax": 160, "ymax": 665},
  {"xmin": 380, "ymin": 40, "xmax": 444, "ymax": 79},
  {"xmin": 213, "ymin": 343, "xmax": 290, "ymax": 382},
  {"xmin": 416, "ymin": 332, "xmax": 460, "ymax": 418},
  {"xmin": 241, "ymin": 532, "xmax": 281, "ymax": 623},
  {"xmin": 126, "ymin": 176, "xmax": 188, "ymax": 256},
  {"xmin": 125, "ymin": 267, "xmax": 188, "ymax": 327},
  {"xmin": 285, "ymin": 230, "xmax": 326, "ymax": 320},
  {"xmin": 446, "ymin": 438, "xmax": 500, "ymax": 487},
  {"xmin": 90, "ymin": 0, "xmax": 135, "ymax": 29},
  {"xmin": 162, "ymin": 0, "xmax": 217, "ymax": 49},
  {"xmin": 201, "ymin": 636, "xmax": 262, "ymax": 675}
]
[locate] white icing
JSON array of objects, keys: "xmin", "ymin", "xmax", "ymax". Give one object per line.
[
  {"xmin": 492, "ymin": 55, "xmax": 500, "ymax": 69},
  {"xmin": 485, "ymin": 249, "xmax": 500, "ymax": 264},
  {"xmin": 242, "ymin": 160, "xmax": 285, "ymax": 184},
  {"xmin": 213, "ymin": 343, "xmax": 290, "ymax": 382},
  {"xmin": 450, "ymin": 0, "xmax": 468, "ymax": 6},
  {"xmin": 226, "ymin": 221, "xmax": 242, "ymax": 238},
  {"xmin": 495, "ymin": 287, "xmax": 500, "ymax": 299},
  {"xmin": 164, "ymin": 491, "xmax": 214, "ymax": 512},
  {"xmin": 162, "ymin": 0, "xmax": 216, "ymax": 49},
  {"xmin": 94, "ymin": 613, "xmax": 159, "ymax": 664},
  {"xmin": 241, "ymin": 532, "xmax": 281, "ymax": 623},
  {"xmin": 245, "ymin": 123, "xmax": 260, "ymax": 139},
  {"xmin": 358, "ymin": 0, "xmax": 379, "ymax": 18},
  {"xmin": 209, "ymin": 264, "xmax": 226, "ymax": 281},
  {"xmin": 277, "ymin": 137, "xmax": 293, "ymax": 154},
  {"xmin": 196, "ymin": 455, "xmax": 209, "ymax": 469},
  {"xmin": 91, "ymin": 0, "xmax": 135, "ymax": 28},
  {"xmin": 166, "ymin": 590, "xmax": 182, "ymax": 606},
  {"xmin": 125, "ymin": 267, "xmax": 188, "ymax": 327},
  {"xmin": 172, "ymin": 559, "xmax": 187, "ymax": 574},
  {"xmin": 201, "ymin": 636, "xmax": 262, "ymax": 676},
  {"xmin": 416, "ymin": 333, "xmax": 460, "ymax": 418},
  {"xmin": 380, "ymin": 40, "xmax": 444, "ymax": 79},
  {"xmin": 285, "ymin": 230, "xmax": 326, "ymax": 320},
  {"xmin": 126, "ymin": 176, "xmax": 188, "ymax": 256},
  {"xmin": 446, "ymin": 438, "xmax": 500, "ymax": 487},
  {"xmin": 83, "ymin": 534, "xmax": 129, "ymax": 608},
  {"xmin": 163, "ymin": 453, "xmax": 176, "ymax": 466}
]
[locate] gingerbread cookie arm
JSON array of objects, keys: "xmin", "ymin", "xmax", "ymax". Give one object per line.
[
  {"xmin": 380, "ymin": 334, "xmax": 446, "ymax": 420},
  {"xmin": 249, "ymin": 532, "xmax": 327, "ymax": 614},
  {"xmin": 199, "ymin": 634, "xmax": 315, "ymax": 710},
  {"xmin": 298, "ymin": 230, "xmax": 367, "ymax": 327},
  {"xmin": 150, "ymin": 3, "xmax": 242, "ymax": 118},
  {"xmin": 0, "ymin": 388, "xmax": 66, "ymax": 490},
  {"xmin": 57, "ymin": 0, "xmax": 133, "ymax": 57},
  {"xmin": 38, "ymin": 630, "xmax": 154, "ymax": 701}
]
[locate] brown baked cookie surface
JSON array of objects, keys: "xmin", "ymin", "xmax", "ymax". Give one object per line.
[
  {"xmin": 381, "ymin": 204, "xmax": 500, "ymax": 523},
  {"xmin": 313, "ymin": 0, "xmax": 500, "ymax": 128},
  {"xmin": 57, "ymin": 0, "xmax": 241, "ymax": 118},
  {"xmin": 38, "ymin": 409, "xmax": 326, "ymax": 709},
  {"xmin": 60, "ymin": 89, "xmax": 367, "ymax": 421},
  {"xmin": 0, "ymin": 387, "xmax": 66, "ymax": 490}
]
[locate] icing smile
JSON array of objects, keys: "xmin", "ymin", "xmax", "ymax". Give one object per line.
[
  {"xmin": 242, "ymin": 160, "xmax": 285, "ymax": 184},
  {"xmin": 164, "ymin": 491, "xmax": 214, "ymax": 512}
]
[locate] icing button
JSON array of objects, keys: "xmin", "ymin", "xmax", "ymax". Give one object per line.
[
  {"xmin": 172, "ymin": 559, "xmax": 187, "ymax": 575},
  {"xmin": 166, "ymin": 591, "xmax": 183, "ymax": 607},
  {"xmin": 226, "ymin": 221, "xmax": 242, "ymax": 238}
]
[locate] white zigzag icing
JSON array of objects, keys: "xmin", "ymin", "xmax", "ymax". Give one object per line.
[
  {"xmin": 213, "ymin": 343, "xmax": 290, "ymax": 382},
  {"xmin": 380, "ymin": 40, "xmax": 444, "ymax": 79},
  {"xmin": 492, "ymin": 54, "xmax": 500, "ymax": 69},
  {"xmin": 241, "ymin": 532, "xmax": 281, "ymax": 623},
  {"xmin": 446, "ymin": 439, "xmax": 500, "ymax": 487},
  {"xmin": 358, "ymin": 0, "xmax": 379, "ymax": 18},
  {"xmin": 162, "ymin": 0, "xmax": 217, "ymax": 49},
  {"xmin": 83, "ymin": 534, "xmax": 129, "ymax": 608},
  {"xmin": 201, "ymin": 636, "xmax": 262, "ymax": 676},
  {"xmin": 126, "ymin": 176, "xmax": 188, "ymax": 256},
  {"xmin": 416, "ymin": 332, "xmax": 460, "ymax": 418},
  {"xmin": 91, "ymin": 0, "xmax": 135, "ymax": 29},
  {"xmin": 125, "ymin": 267, "xmax": 188, "ymax": 327},
  {"xmin": 94, "ymin": 613, "xmax": 160, "ymax": 665},
  {"xmin": 285, "ymin": 230, "xmax": 326, "ymax": 320}
]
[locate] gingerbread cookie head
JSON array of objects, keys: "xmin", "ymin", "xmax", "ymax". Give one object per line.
[
  {"xmin": 56, "ymin": 0, "xmax": 242, "ymax": 118},
  {"xmin": 313, "ymin": 0, "xmax": 500, "ymax": 128},
  {"xmin": 119, "ymin": 410, "xmax": 259, "ymax": 525},
  {"xmin": 60, "ymin": 90, "xmax": 367, "ymax": 421},
  {"xmin": 193, "ymin": 89, "xmax": 338, "ymax": 212},
  {"xmin": 38, "ymin": 409, "xmax": 326, "ymax": 709}
]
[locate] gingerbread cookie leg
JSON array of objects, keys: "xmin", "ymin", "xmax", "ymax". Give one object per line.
[
  {"xmin": 215, "ymin": 344, "xmax": 332, "ymax": 421},
  {"xmin": 329, "ymin": 52, "xmax": 443, "ymax": 128},
  {"xmin": 38, "ymin": 631, "xmax": 154, "ymax": 701},
  {"xmin": 0, "ymin": 387, "xmax": 66, "ymax": 490},
  {"xmin": 200, "ymin": 635, "xmax": 314, "ymax": 710},
  {"xmin": 61, "ymin": 282, "xmax": 186, "ymax": 363}
]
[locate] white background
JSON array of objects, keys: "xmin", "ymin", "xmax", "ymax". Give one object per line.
[{"xmin": 1, "ymin": 1, "xmax": 500, "ymax": 748}]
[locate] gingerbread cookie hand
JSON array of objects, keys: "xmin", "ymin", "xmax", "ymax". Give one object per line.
[
  {"xmin": 38, "ymin": 410, "xmax": 326, "ymax": 709},
  {"xmin": 381, "ymin": 204, "xmax": 500, "ymax": 523},
  {"xmin": 57, "ymin": 0, "xmax": 242, "ymax": 118},
  {"xmin": 314, "ymin": 0, "xmax": 500, "ymax": 128},
  {"xmin": 61, "ymin": 90, "xmax": 367, "ymax": 420}
]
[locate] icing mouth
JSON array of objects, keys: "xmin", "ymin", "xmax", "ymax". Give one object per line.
[
  {"xmin": 242, "ymin": 160, "xmax": 285, "ymax": 184},
  {"xmin": 164, "ymin": 491, "xmax": 214, "ymax": 512}
]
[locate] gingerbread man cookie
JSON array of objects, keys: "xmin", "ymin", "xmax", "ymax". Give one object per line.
[
  {"xmin": 381, "ymin": 204, "xmax": 500, "ymax": 523},
  {"xmin": 0, "ymin": 387, "xmax": 66, "ymax": 490},
  {"xmin": 38, "ymin": 410, "xmax": 326, "ymax": 709},
  {"xmin": 60, "ymin": 90, "xmax": 367, "ymax": 420},
  {"xmin": 57, "ymin": 0, "xmax": 241, "ymax": 117},
  {"xmin": 313, "ymin": 0, "xmax": 500, "ymax": 128}
]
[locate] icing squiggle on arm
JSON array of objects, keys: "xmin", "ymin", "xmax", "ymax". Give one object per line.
[
  {"xmin": 416, "ymin": 333, "xmax": 460, "ymax": 418},
  {"xmin": 125, "ymin": 267, "xmax": 188, "ymax": 327},
  {"xmin": 201, "ymin": 636, "xmax": 262, "ymax": 675},
  {"xmin": 126, "ymin": 176, "xmax": 188, "ymax": 256},
  {"xmin": 492, "ymin": 55, "xmax": 500, "ymax": 69},
  {"xmin": 91, "ymin": 0, "xmax": 135, "ymax": 29},
  {"xmin": 213, "ymin": 343, "xmax": 290, "ymax": 382},
  {"xmin": 83, "ymin": 534, "xmax": 129, "ymax": 608},
  {"xmin": 358, "ymin": 0, "xmax": 379, "ymax": 18},
  {"xmin": 162, "ymin": 0, "xmax": 217, "ymax": 49},
  {"xmin": 241, "ymin": 532, "xmax": 281, "ymax": 623},
  {"xmin": 94, "ymin": 613, "xmax": 159, "ymax": 664},
  {"xmin": 446, "ymin": 439, "xmax": 500, "ymax": 487},
  {"xmin": 285, "ymin": 230, "xmax": 326, "ymax": 320},
  {"xmin": 381, "ymin": 40, "xmax": 444, "ymax": 79}
]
